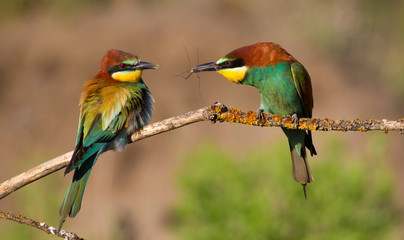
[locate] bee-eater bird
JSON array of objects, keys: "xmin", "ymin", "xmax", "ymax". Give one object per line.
[
  {"xmin": 191, "ymin": 42, "xmax": 317, "ymax": 197},
  {"xmin": 59, "ymin": 49, "xmax": 159, "ymax": 230}
]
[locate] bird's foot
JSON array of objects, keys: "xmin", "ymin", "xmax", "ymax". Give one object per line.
[
  {"xmin": 256, "ymin": 109, "xmax": 265, "ymax": 124},
  {"xmin": 291, "ymin": 113, "xmax": 299, "ymax": 129}
]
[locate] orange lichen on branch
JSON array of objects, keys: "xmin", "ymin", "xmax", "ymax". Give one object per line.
[
  {"xmin": 273, "ymin": 115, "xmax": 284, "ymax": 125},
  {"xmin": 208, "ymin": 103, "xmax": 404, "ymax": 133},
  {"xmin": 2, "ymin": 101, "xmax": 402, "ymax": 240},
  {"xmin": 305, "ymin": 119, "xmax": 319, "ymax": 131},
  {"xmin": 245, "ymin": 111, "xmax": 258, "ymax": 125},
  {"xmin": 358, "ymin": 126, "xmax": 367, "ymax": 132},
  {"xmin": 282, "ymin": 121, "xmax": 295, "ymax": 129},
  {"xmin": 297, "ymin": 120, "xmax": 309, "ymax": 131},
  {"xmin": 223, "ymin": 108, "xmax": 243, "ymax": 123}
]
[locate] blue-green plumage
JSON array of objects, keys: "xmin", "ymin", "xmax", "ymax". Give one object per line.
[
  {"xmin": 243, "ymin": 63, "xmax": 306, "ymax": 116},
  {"xmin": 245, "ymin": 62, "xmax": 316, "ymax": 189},
  {"xmin": 191, "ymin": 42, "xmax": 316, "ymax": 197}
]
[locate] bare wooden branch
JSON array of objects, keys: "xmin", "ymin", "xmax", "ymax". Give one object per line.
[
  {"xmin": 0, "ymin": 102, "xmax": 403, "ymax": 200},
  {"xmin": 129, "ymin": 103, "xmax": 212, "ymax": 143},
  {"xmin": 0, "ymin": 105, "xmax": 213, "ymax": 200},
  {"xmin": 0, "ymin": 210, "xmax": 82, "ymax": 240},
  {"xmin": 0, "ymin": 152, "xmax": 72, "ymax": 200}
]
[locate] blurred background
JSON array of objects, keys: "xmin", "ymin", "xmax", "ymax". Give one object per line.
[{"xmin": 0, "ymin": 0, "xmax": 403, "ymax": 239}]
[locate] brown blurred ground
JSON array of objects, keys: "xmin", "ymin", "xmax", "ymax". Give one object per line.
[{"xmin": 0, "ymin": 1, "xmax": 403, "ymax": 239}]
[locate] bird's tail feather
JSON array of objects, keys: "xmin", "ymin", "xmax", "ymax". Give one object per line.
[
  {"xmin": 58, "ymin": 169, "xmax": 92, "ymax": 231},
  {"xmin": 290, "ymin": 145, "xmax": 314, "ymax": 184},
  {"xmin": 58, "ymin": 152, "xmax": 98, "ymax": 231},
  {"xmin": 305, "ymin": 131, "xmax": 317, "ymax": 156},
  {"xmin": 283, "ymin": 128, "xmax": 314, "ymax": 185}
]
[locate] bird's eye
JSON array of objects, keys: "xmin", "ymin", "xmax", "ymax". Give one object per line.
[
  {"xmin": 225, "ymin": 61, "xmax": 231, "ymax": 66},
  {"xmin": 120, "ymin": 63, "xmax": 127, "ymax": 69}
]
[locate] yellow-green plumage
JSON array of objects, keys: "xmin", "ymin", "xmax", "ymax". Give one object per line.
[{"xmin": 59, "ymin": 49, "xmax": 158, "ymax": 230}]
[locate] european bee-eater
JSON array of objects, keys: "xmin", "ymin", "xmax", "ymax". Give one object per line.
[
  {"xmin": 191, "ymin": 42, "xmax": 317, "ymax": 197},
  {"xmin": 59, "ymin": 49, "xmax": 159, "ymax": 230}
]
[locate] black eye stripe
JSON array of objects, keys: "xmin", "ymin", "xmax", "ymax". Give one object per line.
[
  {"xmin": 219, "ymin": 58, "xmax": 245, "ymax": 69},
  {"xmin": 107, "ymin": 63, "xmax": 134, "ymax": 74}
]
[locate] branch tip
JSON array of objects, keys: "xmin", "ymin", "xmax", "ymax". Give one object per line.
[{"xmin": 0, "ymin": 210, "xmax": 83, "ymax": 240}]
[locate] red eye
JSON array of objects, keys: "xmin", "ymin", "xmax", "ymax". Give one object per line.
[
  {"xmin": 120, "ymin": 63, "xmax": 127, "ymax": 69},
  {"xmin": 225, "ymin": 61, "xmax": 231, "ymax": 66}
]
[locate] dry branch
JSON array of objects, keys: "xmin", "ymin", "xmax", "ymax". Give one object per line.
[
  {"xmin": 1, "ymin": 101, "xmax": 403, "ymax": 200},
  {"xmin": 1, "ymin": 101, "xmax": 403, "ymax": 239},
  {"xmin": 0, "ymin": 210, "xmax": 82, "ymax": 239}
]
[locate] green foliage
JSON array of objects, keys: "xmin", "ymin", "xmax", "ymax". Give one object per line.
[
  {"xmin": 301, "ymin": 1, "xmax": 404, "ymax": 99},
  {"xmin": 172, "ymin": 136, "xmax": 401, "ymax": 240}
]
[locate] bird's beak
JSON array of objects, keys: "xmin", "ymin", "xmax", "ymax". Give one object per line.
[
  {"xmin": 134, "ymin": 61, "xmax": 160, "ymax": 70},
  {"xmin": 191, "ymin": 62, "xmax": 221, "ymax": 73}
]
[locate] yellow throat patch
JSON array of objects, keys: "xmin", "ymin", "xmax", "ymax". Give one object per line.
[
  {"xmin": 111, "ymin": 70, "xmax": 142, "ymax": 83},
  {"xmin": 217, "ymin": 66, "xmax": 248, "ymax": 83}
]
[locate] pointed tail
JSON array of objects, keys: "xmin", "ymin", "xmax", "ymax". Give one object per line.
[
  {"xmin": 58, "ymin": 152, "xmax": 98, "ymax": 231},
  {"xmin": 58, "ymin": 169, "xmax": 92, "ymax": 230},
  {"xmin": 283, "ymin": 128, "xmax": 315, "ymax": 198},
  {"xmin": 290, "ymin": 145, "xmax": 314, "ymax": 199},
  {"xmin": 290, "ymin": 143, "xmax": 314, "ymax": 185}
]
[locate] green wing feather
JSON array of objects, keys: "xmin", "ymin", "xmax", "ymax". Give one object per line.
[
  {"xmin": 290, "ymin": 62, "xmax": 313, "ymax": 117},
  {"xmin": 60, "ymin": 82, "xmax": 152, "ymax": 230},
  {"xmin": 290, "ymin": 62, "xmax": 317, "ymax": 156},
  {"xmin": 65, "ymin": 83, "xmax": 148, "ymax": 173},
  {"xmin": 83, "ymin": 85, "xmax": 144, "ymax": 146}
]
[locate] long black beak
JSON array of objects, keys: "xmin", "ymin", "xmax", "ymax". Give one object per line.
[
  {"xmin": 191, "ymin": 62, "xmax": 221, "ymax": 73},
  {"xmin": 134, "ymin": 61, "xmax": 160, "ymax": 70}
]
